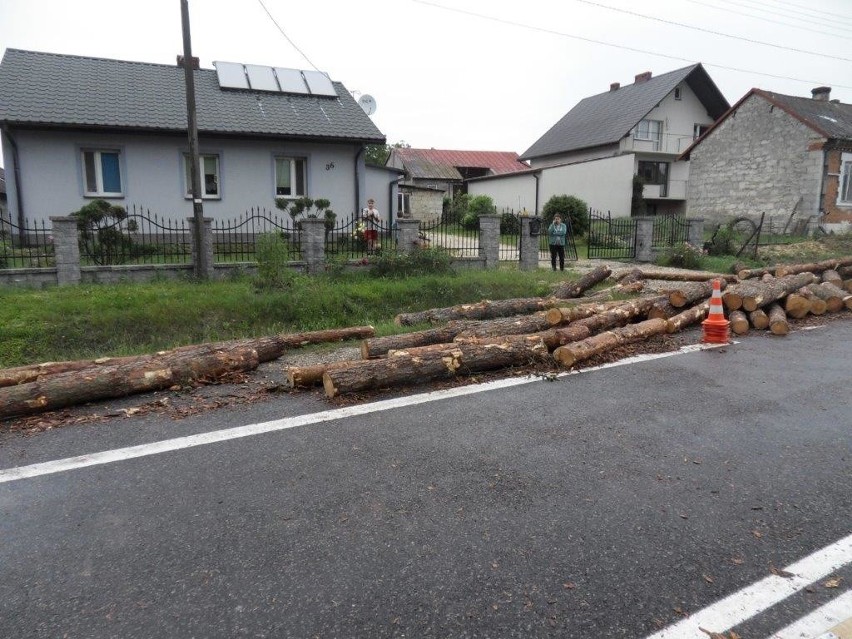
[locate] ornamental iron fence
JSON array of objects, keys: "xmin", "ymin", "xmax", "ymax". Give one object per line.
[
  {"xmin": 213, "ymin": 208, "xmax": 300, "ymax": 263},
  {"xmin": 0, "ymin": 216, "xmax": 54, "ymax": 268}
]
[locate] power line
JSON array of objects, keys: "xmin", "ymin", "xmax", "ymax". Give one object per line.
[
  {"xmin": 772, "ymin": 0, "xmax": 852, "ymax": 21},
  {"xmin": 734, "ymin": 0, "xmax": 852, "ymax": 26},
  {"xmin": 710, "ymin": 0, "xmax": 852, "ymax": 32},
  {"xmin": 683, "ymin": 0, "xmax": 852, "ymax": 40},
  {"xmin": 255, "ymin": 0, "xmax": 320, "ymax": 71},
  {"xmin": 410, "ymin": 0, "xmax": 852, "ymax": 90},
  {"xmin": 572, "ymin": 0, "xmax": 852, "ymax": 62}
]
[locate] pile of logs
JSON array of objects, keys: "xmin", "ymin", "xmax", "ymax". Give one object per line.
[{"xmin": 2, "ymin": 258, "xmax": 850, "ymax": 417}]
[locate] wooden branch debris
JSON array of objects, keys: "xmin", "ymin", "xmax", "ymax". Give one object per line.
[{"xmin": 553, "ymin": 265, "xmax": 611, "ymax": 298}]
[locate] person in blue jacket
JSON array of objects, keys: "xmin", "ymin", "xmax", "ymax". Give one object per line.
[{"xmin": 547, "ymin": 214, "xmax": 568, "ymax": 271}]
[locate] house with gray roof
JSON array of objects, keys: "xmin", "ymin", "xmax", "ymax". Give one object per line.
[
  {"xmin": 681, "ymin": 86, "xmax": 852, "ymax": 232},
  {"xmin": 0, "ymin": 48, "xmax": 386, "ymax": 227},
  {"xmin": 468, "ymin": 64, "xmax": 729, "ymax": 217}
]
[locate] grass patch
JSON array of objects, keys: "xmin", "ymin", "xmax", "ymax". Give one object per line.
[{"xmin": 0, "ymin": 267, "xmax": 573, "ymax": 368}]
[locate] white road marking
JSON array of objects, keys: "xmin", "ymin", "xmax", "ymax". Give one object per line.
[
  {"xmin": 766, "ymin": 590, "xmax": 852, "ymax": 639},
  {"xmin": 0, "ymin": 342, "xmax": 728, "ymax": 484},
  {"xmin": 644, "ymin": 533, "xmax": 852, "ymax": 639}
]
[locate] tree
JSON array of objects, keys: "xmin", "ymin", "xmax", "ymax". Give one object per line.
[
  {"xmin": 542, "ymin": 195, "xmax": 589, "ymax": 236},
  {"xmin": 461, "ymin": 194, "xmax": 496, "ymax": 229},
  {"xmin": 72, "ymin": 199, "xmax": 137, "ymax": 265},
  {"xmin": 365, "ymin": 140, "xmax": 411, "ymax": 166},
  {"xmin": 630, "ymin": 175, "xmax": 647, "ymax": 217}
]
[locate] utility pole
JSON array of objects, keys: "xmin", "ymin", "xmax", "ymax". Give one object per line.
[{"xmin": 180, "ymin": 0, "xmax": 208, "ymax": 279}]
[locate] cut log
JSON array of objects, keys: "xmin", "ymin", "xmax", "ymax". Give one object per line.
[
  {"xmin": 809, "ymin": 282, "xmax": 846, "ymax": 313},
  {"xmin": 553, "ymin": 265, "xmax": 611, "ymax": 298},
  {"xmin": 839, "ymin": 265, "xmax": 852, "ymax": 278},
  {"xmin": 0, "ymin": 345, "xmax": 260, "ymax": 420},
  {"xmin": 665, "ymin": 302, "xmax": 709, "ymax": 334},
  {"xmin": 647, "ymin": 299, "xmax": 680, "ymax": 320},
  {"xmin": 844, "ymin": 280, "xmax": 852, "ymax": 294},
  {"xmin": 287, "ymin": 364, "xmax": 334, "ymax": 388},
  {"xmin": 815, "ymin": 281, "xmax": 852, "ymax": 311},
  {"xmin": 544, "ymin": 299, "xmax": 638, "ymax": 326},
  {"xmin": 669, "ymin": 280, "xmax": 728, "ymax": 308},
  {"xmin": 774, "ymin": 257, "xmax": 852, "ymax": 278},
  {"xmin": 767, "ymin": 303, "xmax": 790, "ymax": 336},
  {"xmin": 739, "ymin": 273, "xmax": 820, "ymax": 312},
  {"xmin": 729, "ymin": 310, "xmax": 749, "ymax": 335},
  {"xmin": 553, "ymin": 319, "xmax": 668, "ymax": 368},
  {"xmin": 615, "ymin": 268, "xmax": 645, "ymax": 285},
  {"xmin": 322, "ymin": 339, "xmax": 549, "ymax": 397},
  {"xmin": 749, "ymin": 309, "xmax": 770, "ymax": 330},
  {"xmin": 360, "ymin": 322, "xmax": 476, "ymax": 359},
  {"xmin": 797, "ymin": 287, "xmax": 827, "ymax": 315},
  {"xmin": 822, "ymin": 269, "xmax": 843, "ymax": 286},
  {"xmin": 615, "ymin": 269, "xmax": 737, "ymax": 283},
  {"xmin": 451, "ymin": 313, "xmax": 553, "ymax": 341},
  {"xmin": 761, "ymin": 273, "xmax": 775, "ymax": 283},
  {"xmin": 783, "ymin": 293, "xmax": 811, "ymax": 319},
  {"xmin": 0, "ymin": 326, "xmax": 376, "ymax": 390},
  {"xmin": 737, "ymin": 266, "xmax": 773, "ymax": 280},
  {"xmin": 394, "ymin": 297, "xmax": 560, "ymax": 326}
]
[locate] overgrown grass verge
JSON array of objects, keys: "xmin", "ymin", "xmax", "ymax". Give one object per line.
[{"xmin": 0, "ymin": 268, "xmax": 574, "ymax": 368}]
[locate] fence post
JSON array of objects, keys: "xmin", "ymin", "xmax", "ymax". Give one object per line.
[
  {"xmin": 299, "ymin": 218, "xmax": 327, "ymax": 273},
  {"xmin": 687, "ymin": 217, "xmax": 704, "ymax": 248},
  {"xmin": 396, "ymin": 219, "xmax": 421, "ymax": 254},
  {"xmin": 634, "ymin": 217, "xmax": 655, "ymax": 262},
  {"xmin": 187, "ymin": 217, "xmax": 215, "ymax": 279},
  {"xmin": 49, "ymin": 216, "xmax": 81, "ymax": 286},
  {"xmin": 477, "ymin": 214, "xmax": 500, "ymax": 269},
  {"xmin": 519, "ymin": 216, "xmax": 540, "ymax": 271}
]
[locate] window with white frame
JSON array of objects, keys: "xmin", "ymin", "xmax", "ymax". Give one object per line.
[
  {"xmin": 634, "ymin": 119, "xmax": 663, "ymax": 143},
  {"xmin": 184, "ymin": 154, "xmax": 220, "ymax": 198},
  {"xmin": 275, "ymin": 157, "xmax": 306, "ymax": 197},
  {"xmin": 82, "ymin": 149, "xmax": 123, "ymax": 196},
  {"xmin": 397, "ymin": 192, "xmax": 411, "ymax": 217},
  {"xmin": 839, "ymin": 153, "xmax": 852, "ymax": 205}
]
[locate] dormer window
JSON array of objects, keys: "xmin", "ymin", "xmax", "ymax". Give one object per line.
[{"xmin": 674, "ymin": 86, "xmax": 682, "ymax": 100}]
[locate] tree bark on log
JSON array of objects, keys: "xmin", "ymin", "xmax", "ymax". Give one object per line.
[
  {"xmin": 774, "ymin": 257, "xmax": 852, "ymax": 278},
  {"xmin": 767, "ymin": 303, "xmax": 790, "ymax": 336},
  {"xmin": 552, "ymin": 319, "xmax": 668, "ymax": 368},
  {"xmin": 647, "ymin": 299, "xmax": 680, "ymax": 320},
  {"xmin": 669, "ymin": 280, "xmax": 727, "ymax": 308},
  {"xmin": 665, "ymin": 302, "xmax": 709, "ymax": 334},
  {"xmin": 817, "ymin": 282, "xmax": 852, "ymax": 310},
  {"xmin": 729, "ymin": 310, "xmax": 749, "ymax": 335},
  {"xmin": 451, "ymin": 313, "xmax": 553, "ymax": 341},
  {"xmin": 394, "ymin": 297, "xmax": 560, "ymax": 326},
  {"xmin": 618, "ymin": 269, "xmax": 736, "ymax": 283},
  {"xmin": 797, "ymin": 287, "xmax": 827, "ymax": 315},
  {"xmin": 783, "ymin": 293, "xmax": 811, "ymax": 319},
  {"xmin": 553, "ymin": 265, "xmax": 612, "ymax": 299},
  {"xmin": 739, "ymin": 273, "xmax": 819, "ymax": 312},
  {"xmin": 0, "ymin": 326, "xmax": 376, "ymax": 390},
  {"xmin": 0, "ymin": 346, "xmax": 261, "ymax": 420},
  {"xmin": 749, "ymin": 309, "xmax": 770, "ymax": 330},
  {"xmin": 737, "ymin": 266, "xmax": 773, "ymax": 280},
  {"xmin": 544, "ymin": 299, "xmax": 644, "ymax": 326},
  {"xmin": 615, "ymin": 268, "xmax": 645, "ymax": 285},
  {"xmin": 322, "ymin": 339, "xmax": 550, "ymax": 398},
  {"xmin": 360, "ymin": 322, "xmax": 477, "ymax": 359},
  {"xmin": 287, "ymin": 364, "xmax": 337, "ymax": 388},
  {"xmin": 822, "ymin": 269, "xmax": 843, "ymax": 286},
  {"xmin": 843, "ymin": 280, "xmax": 852, "ymax": 294}
]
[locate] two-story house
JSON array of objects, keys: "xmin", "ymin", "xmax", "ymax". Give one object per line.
[{"xmin": 468, "ymin": 64, "xmax": 729, "ymax": 216}]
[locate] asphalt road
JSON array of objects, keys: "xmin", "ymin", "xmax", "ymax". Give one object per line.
[{"xmin": 1, "ymin": 321, "xmax": 850, "ymax": 638}]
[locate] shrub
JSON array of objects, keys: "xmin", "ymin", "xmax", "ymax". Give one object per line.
[
  {"xmin": 460, "ymin": 195, "xmax": 496, "ymax": 230},
  {"xmin": 542, "ymin": 195, "xmax": 589, "ymax": 236},
  {"xmin": 500, "ymin": 210, "xmax": 520, "ymax": 234},
  {"xmin": 442, "ymin": 193, "xmax": 470, "ymax": 225},
  {"xmin": 656, "ymin": 242, "xmax": 705, "ymax": 269},
  {"xmin": 370, "ymin": 247, "xmax": 453, "ymax": 278},
  {"xmin": 704, "ymin": 224, "xmax": 736, "ymax": 256},
  {"xmin": 255, "ymin": 232, "xmax": 297, "ymax": 289}
]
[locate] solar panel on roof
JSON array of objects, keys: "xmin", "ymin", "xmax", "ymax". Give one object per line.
[
  {"xmin": 274, "ymin": 67, "xmax": 309, "ymax": 95},
  {"xmin": 245, "ymin": 64, "xmax": 280, "ymax": 92},
  {"xmin": 302, "ymin": 70, "xmax": 337, "ymax": 97},
  {"xmin": 214, "ymin": 61, "xmax": 249, "ymax": 90}
]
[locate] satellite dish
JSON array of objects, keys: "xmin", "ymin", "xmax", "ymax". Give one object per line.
[{"xmin": 358, "ymin": 94, "xmax": 377, "ymax": 115}]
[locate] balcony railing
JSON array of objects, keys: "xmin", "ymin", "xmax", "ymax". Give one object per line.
[
  {"xmin": 643, "ymin": 180, "xmax": 688, "ymax": 200},
  {"xmin": 622, "ymin": 134, "xmax": 696, "ymax": 155}
]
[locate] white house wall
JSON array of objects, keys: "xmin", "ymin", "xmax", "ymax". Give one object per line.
[
  {"xmin": 5, "ymin": 129, "xmax": 365, "ymax": 225},
  {"xmin": 528, "ymin": 143, "xmax": 620, "ymax": 169},
  {"xmin": 468, "ymin": 173, "xmax": 536, "ymax": 213},
  {"xmin": 364, "ymin": 166, "xmax": 399, "ymax": 224}
]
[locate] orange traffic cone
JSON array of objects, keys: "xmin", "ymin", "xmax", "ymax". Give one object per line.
[{"xmin": 702, "ymin": 279, "xmax": 730, "ymax": 344}]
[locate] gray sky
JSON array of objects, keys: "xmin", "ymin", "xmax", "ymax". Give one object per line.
[{"xmin": 1, "ymin": 0, "xmax": 850, "ymax": 165}]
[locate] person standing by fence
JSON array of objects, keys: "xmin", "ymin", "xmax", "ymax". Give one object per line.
[
  {"xmin": 362, "ymin": 198, "xmax": 380, "ymax": 253},
  {"xmin": 547, "ymin": 214, "xmax": 568, "ymax": 271}
]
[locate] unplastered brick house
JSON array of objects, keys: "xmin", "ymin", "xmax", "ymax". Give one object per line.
[
  {"xmin": 468, "ymin": 64, "xmax": 729, "ymax": 216},
  {"xmin": 0, "ymin": 48, "xmax": 386, "ymax": 229},
  {"xmin": 681, "ymin": 86, "xmax": 852, "ymax": 232},
  {"xmin": 387, "ymin": 148, "xmax": 530, "ymax": 221}
]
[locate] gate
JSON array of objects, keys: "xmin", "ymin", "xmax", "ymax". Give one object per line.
[
  {"xmin": 419, "ymin": 215, "xmax": 480, "ymax": 257},
  {"xmin": 652, "ymin": 214, "xmax": 690, "ymax": 248},
  {"xmin": 587, "ymin": 209, "xmax": 636, "ymax": 259}
]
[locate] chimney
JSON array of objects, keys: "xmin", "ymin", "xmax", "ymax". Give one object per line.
[
  {"xmin": 634, "ymin": 71, "xmax": 652, "ymax": 84},
  {"xmin": 610, "ymin": 82, "xmax": 620, "ymax": 91},
  {"xmin": 811, "ymin": 86, "xmax": 831, "ymax": 101},
  {"xmin": 177, "ymin": 55, "xmax": 200, "ymax": 70}
]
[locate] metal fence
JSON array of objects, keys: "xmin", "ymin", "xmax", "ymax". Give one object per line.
[
  {"xmin": 77, "ymin": 205, "xmax": 191, "ymax": 266},
  {"xmin": 213, "ymin": 208, "xmax": 300, "ymax": 263},
  {"xmin": 0, "ymin": 216, "xmax": 55, "ymax": 268},
  {"xmin": 325, "ymin": 216, "xmax": 394, "ymax": 259},
  {"xmin": 498, "ymin": 208, "xmax": 521, "ymax": 261},
  {"xmin": 538, "ymin": 217, "xmax": 579, "ymax": 263},
  {"xmin": 587, "ymin": 209, "xmax": 636, "ymax": 260},
  {"xmin": 419, "ymin": 215, "xmax": 480, "ymax": 258},
  {"xmin": 652, "ymin": 214, "xmax": 690, "ymax": 248}
]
